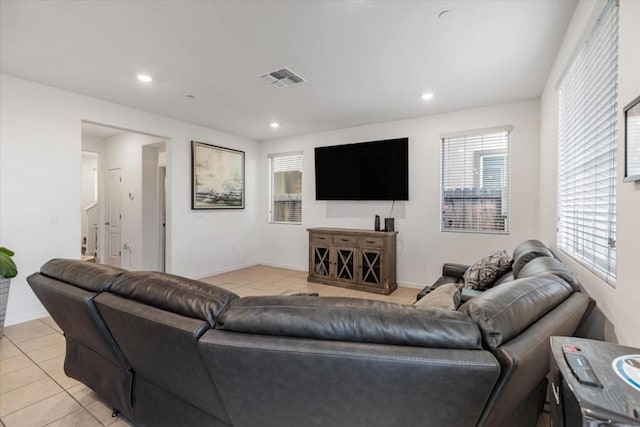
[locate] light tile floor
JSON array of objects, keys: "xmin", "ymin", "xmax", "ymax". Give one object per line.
[
  {"xmin": 0, "ymin": 265, "xmax": 419, "ymax": 427},
  {"xmin": 0, "ymin": 319, "xmax": 131, "ymax": 427},
  {"xmin": 200, "ymin": 264, "xmax": 419, "ymax": 303}
]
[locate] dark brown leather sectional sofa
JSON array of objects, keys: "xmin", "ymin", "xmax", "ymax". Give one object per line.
[{"xmin": 27, "ymin": 242, "xmax": 592, "ymax": 427}]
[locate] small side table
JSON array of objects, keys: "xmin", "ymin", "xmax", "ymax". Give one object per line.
[{"xmin": 548, "ymin": 336, "xmax": 640, "ymax": 426}]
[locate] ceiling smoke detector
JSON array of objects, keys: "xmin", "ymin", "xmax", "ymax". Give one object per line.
[{"xmin": 260, "ymin": 67, "xmax": 306, "ymax": 89}]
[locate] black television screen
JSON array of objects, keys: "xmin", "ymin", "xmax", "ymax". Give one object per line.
[{"xmin": 314, "ymin": 138, "xmax": 409, "ymax": 200}]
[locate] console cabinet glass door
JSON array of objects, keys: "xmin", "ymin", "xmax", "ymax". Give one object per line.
[
  {"xmin": 311, "ymin": 244, "xmax": 332, "ymax": 278},
  {"xmin": 334, "ymin": 246, "xmax": 357, "ymax": 284},
  {"xmin": 359, "ymin": 249, "xmax": 383, "ymax": 287}
]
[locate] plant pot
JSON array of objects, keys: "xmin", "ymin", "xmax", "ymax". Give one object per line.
[{"xmin": 0, "ymin": 278, "xmax": 10, "ymax": 336}]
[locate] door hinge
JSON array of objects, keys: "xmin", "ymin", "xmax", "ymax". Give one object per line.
[
  {"xmin": 119, "ymin": 214, "xmax": 122, "ymax": 220},
  {"xmin": 119, "ymin": 177, "xmax": 122, "ymax": 182},
  {"xmin": 118, "ymin": 250, "xmax": 121, "ymax": 256}
]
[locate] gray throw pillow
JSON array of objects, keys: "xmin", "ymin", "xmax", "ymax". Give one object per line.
[
  {"xmin": 414, "ymin": 283, "xmax": 461, "ymax": 310},
  {"xmin": 463, "ymin": 250, "xmax": 513, "ymax": 290}
]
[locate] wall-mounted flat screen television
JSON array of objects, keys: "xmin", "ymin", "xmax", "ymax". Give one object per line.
[{"xmin": 314, "ymin": 137, "xmax": 409, "ymax": 200}]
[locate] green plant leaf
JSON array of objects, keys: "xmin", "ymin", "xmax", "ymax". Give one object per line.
[
  {"xmin": 0, "ymin": 247, "xmax": 17, "ymax": 279},
  {"xmin": 0, "ymin": 247, "xmax": 15, "ymax": 257}
]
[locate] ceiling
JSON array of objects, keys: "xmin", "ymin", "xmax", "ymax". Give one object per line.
[
  {"xmin": 81, "ymin": 122, "xmax": 126, "ymax": 138},
  {"xmin": 0, "ymin": 0, "xmax": 577, "ymax": 141}
]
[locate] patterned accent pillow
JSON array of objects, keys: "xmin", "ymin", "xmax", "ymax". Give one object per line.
[
  {"xmin": 463, "ymin": 250, "xmax": 513, "ymax": 290},
  {"xmin": 413, "ymin": 283, "xmax": 462, "ymax": 311}
]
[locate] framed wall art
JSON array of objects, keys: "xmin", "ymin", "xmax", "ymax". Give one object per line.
[
  {"xmin": 192, "ymin": 141, "xmax": 245, "ymax": 209},
  {"xmin": 624, "ymin": 95, "xmax": 640, "ymax": 182}
]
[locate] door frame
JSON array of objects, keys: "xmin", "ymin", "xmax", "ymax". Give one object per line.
[{"xmin": 106, "ymin": 168, "xmax": 122, "ymax": 267}]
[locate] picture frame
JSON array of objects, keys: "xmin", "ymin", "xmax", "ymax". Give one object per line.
[
  {"xmin": 624, "ymin": 95, "xmax": 640, "ymax": 182},
  {"xmin": 191, "ymin": 141, "xmax": 245, "ymax": 209}
]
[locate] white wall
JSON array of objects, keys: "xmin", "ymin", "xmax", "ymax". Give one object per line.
[
  {"xmin": 0, "ymin": 74, "xmax": 259, "ymax": 326},
  {"xmin": 257, "ymin": 99, "xmax": 541, "ymax": 286},
  {"xmin": 539, "ymin": 0, "xmax": 640, "ymax": 347}
]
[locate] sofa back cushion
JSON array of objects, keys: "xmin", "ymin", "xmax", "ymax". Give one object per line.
[
  {"xmin": 493, "ymin": 271, "xmax": 515, "ymax": 286},
  {"xmin": 511, "ymin": 240, "xmax": 554, "ymax": 277},
  {"xmin": 199, "ymin": 329, "xmax": 500, "ymax": 427},
  {"xmin": 477, "ymin": 293, "xmax": 592, "ymax": 427},
  {"xmin": 217, "ymin": 296, "xmax": 482, "ymax": 349},
  {"xmin": 40, "ymin": 258, "xmax": 124, "ymax": 292},
  {"xmin": 516, "ymin": 256, "xmax": 580, "ymax": 291},
  {"xmin": 106, "ymin": 271, "xmax": 237, "ymax": 326},
  {"xmin": 95, "ymin": 293, "xmax": 232, "ymax": 425},
  {"xmin": 459, "ymin": 275, "xmax": 572, "ymax": 349}
]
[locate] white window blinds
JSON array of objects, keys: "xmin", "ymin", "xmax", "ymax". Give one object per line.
[
  {"xmin": 557, "ymin": 0, "xmax": 618, "ymax": 285},
  {"xmin": 269, "ymin": 152, "xmax": 303, "ymax": 223},
  {"xmin": 441, "ymin": 128, "xmax": 511, "ymax": 234}
]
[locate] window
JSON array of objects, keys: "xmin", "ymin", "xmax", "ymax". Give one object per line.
[
  {"xmin": 269, "ymin": 152, "xmax": 302, "ymax": 223},
  {"xmin": 480, "ymin": 154, "xmax": 507, "ymax": 189},
  {"xmin": 441, "ymin": 127, "xmax": 511, "ymax": 233},
  {"xmin": 557, "ymin": 0, "xmax": 618, "ymax": 284}
]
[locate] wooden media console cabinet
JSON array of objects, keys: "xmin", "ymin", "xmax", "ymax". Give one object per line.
[{"xmin": 307, "ymin": 227, "xmax": 397, "ymax": 295}]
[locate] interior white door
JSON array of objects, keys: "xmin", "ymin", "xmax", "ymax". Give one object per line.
[{"xmin": 106, "ymin": 169, "xmax": 122, "ymax": 267}]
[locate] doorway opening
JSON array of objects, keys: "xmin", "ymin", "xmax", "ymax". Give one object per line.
[
  {"xmin": 81, "ymin": 122, "xmax": 168, "ymax": 271},
  {"xmin": 81, "ymin": 151, "xmax": 99, "ymax": 261}
]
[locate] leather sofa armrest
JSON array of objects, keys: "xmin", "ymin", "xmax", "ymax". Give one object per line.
[{"xmin": 442, "ymin": 263, "xmax": 470, "ymax": 279}]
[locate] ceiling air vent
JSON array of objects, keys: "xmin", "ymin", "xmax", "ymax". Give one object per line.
[{"xmin": 260, "ymin": 67, "xmax": 306, "ymax": 89}]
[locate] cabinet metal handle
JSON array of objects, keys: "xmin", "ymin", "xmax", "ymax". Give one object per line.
[
  {"xmin": 318, "ymin": 237, "xmax": 326, "ymax": 240},
  {"xmin": 366, "ymin": 240, "xmax": 376, "ymax": 244},
  {"xmin": 340, "ymin": 238, "xmax": 349, "ymax": 242}
]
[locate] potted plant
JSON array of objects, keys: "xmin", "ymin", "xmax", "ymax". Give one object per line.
[{"xmin": 0, "ymin": 247, "xmax": 17, "ymax": 336}]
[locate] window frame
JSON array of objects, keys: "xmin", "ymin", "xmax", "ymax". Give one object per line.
[
  {"xmin": 556, "ymin": 0, "xmax": 618, "ymax": 285},
  {"xmin": 268, "ymin": 151, "xmax": 303, "ymax": 225},
  {"xmin": 440, "ymin": 126, "xmax": 512, "ymax": 235}
]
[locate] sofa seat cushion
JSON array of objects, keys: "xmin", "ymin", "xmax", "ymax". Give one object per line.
[
  {"xmin": 217, "ymin": 296, "xmax": 482, "ymax": 349},
  {"xmin": 459, "ymin": 275, "xmax": 573, "ymax": 349},
  {"xmin": 516, "ymin": 256, "xmax": 580, "ymax": 291},
  {"xmin": 511, "ymin": 240, "xmax": 554, "ymax": 277},
  {"xmin": 463, "ymin": 250, "xmax": 513, "ymax": 290},
  {"xmin": 414, "ymin": 283, "xmax": 461, "ymax": 310},
  {"xmin": 107, "ymin": 272, "xmax": 238, "ymax": 326}
]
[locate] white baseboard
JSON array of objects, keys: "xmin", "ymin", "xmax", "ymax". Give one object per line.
[
  {"xmin": 191, "ymin": 262, "xmax": 258, "ymax": 280},
  {"xmin": 397, "ymin": 280, "xmax": 425, "ymax": 289},
  {"xmin": 258, "ymin": 261, "xmax": 307, "ymax": 272},
  {"xmin": 4, "ymin": 309, "xmax": 50, "ymax": 327}
]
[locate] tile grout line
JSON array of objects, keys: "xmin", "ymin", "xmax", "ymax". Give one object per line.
[{"xmin": 1, "ymin": 321, "xmax": 108, "ymax": 426}]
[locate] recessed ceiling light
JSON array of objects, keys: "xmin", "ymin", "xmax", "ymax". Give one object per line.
[
  {"xmin": 421, "ymin": 92, "xmax": 435, "ymax": 101},
  {"xmin": 438, "ymin": 10, "xmax": 452, "ymax": 20},
  {"xmin": 270, "ymin": 122, "xmax": 280, "ymax": 129},
  {"xmin": 137, "ymin": 74, "xmax": 153, "ymax": 83}
]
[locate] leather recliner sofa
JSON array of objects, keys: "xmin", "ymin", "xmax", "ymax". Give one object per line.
[
  {"xmin": 27, "ymin": 251, "xmax": 593, "ymax": 427},
  {"xmin": 416, "ymin": 239, "xmax": 578, "ymax": 302}
]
